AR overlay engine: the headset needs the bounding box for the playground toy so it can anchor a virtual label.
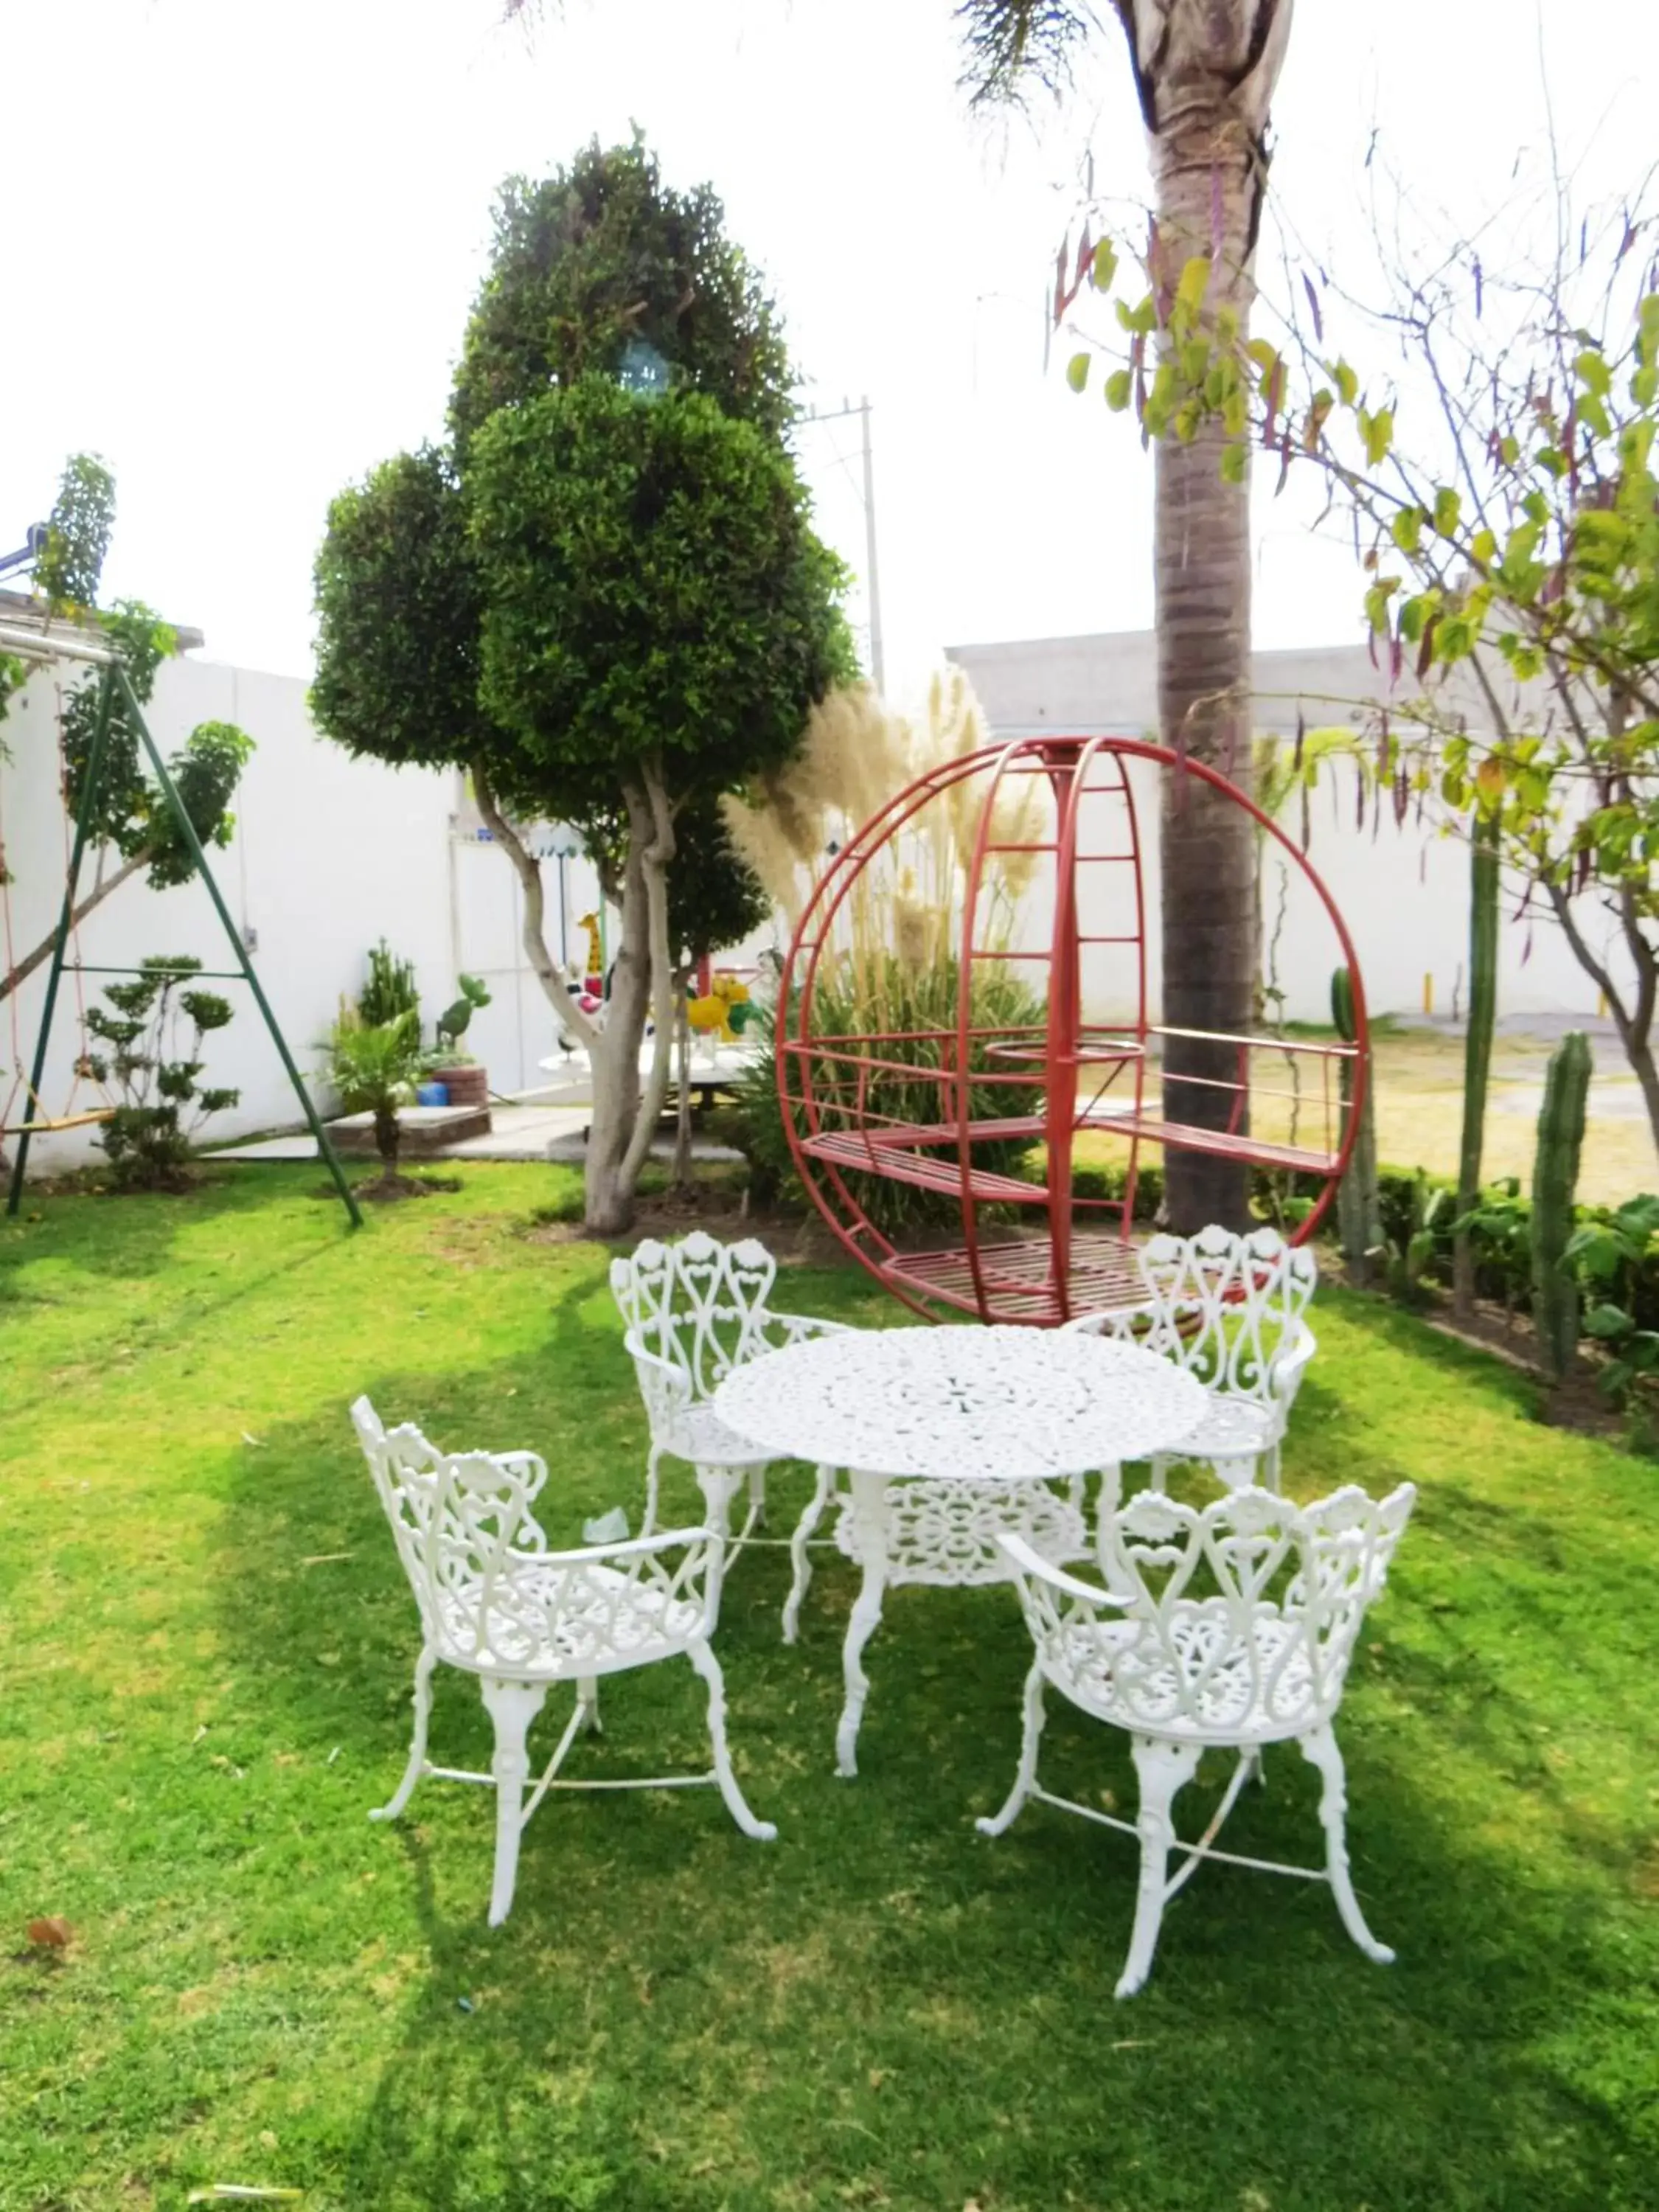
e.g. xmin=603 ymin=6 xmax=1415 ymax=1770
xmin=776 ymin=733 xmax=1368 ymax=1326
xmin=0 ymin=619 xmax=360 ymax=1223
xmin=577 ymin=910 xmax=605 ymax=997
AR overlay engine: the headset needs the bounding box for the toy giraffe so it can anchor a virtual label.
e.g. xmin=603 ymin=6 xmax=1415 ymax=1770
xmin=576 ymin=911 xmax=604 ymax=992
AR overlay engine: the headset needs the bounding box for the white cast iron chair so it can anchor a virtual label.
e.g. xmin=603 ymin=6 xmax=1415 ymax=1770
xmin=1068 ymin=1225 xmax=1318 ymax=1492
xmin=611 ymin=1231 xmax=848 ymax=1642
xmin=352 ymin=1397 xmax=776 ymax=1927
xmin=978 ymin=1478 xmax=1415 ymax=1997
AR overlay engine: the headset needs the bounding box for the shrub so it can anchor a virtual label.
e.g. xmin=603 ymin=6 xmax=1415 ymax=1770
xmin=84 ymin=956 xmax=239 ymax=1191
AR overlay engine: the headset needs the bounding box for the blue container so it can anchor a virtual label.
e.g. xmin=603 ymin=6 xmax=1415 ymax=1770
xmin=417 ymin=1080 xmax=449 ymax=1107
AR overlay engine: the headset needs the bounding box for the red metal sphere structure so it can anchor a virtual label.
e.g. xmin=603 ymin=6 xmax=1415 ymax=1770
xmin=776 ymin=733 xmax=1369 ymax=1325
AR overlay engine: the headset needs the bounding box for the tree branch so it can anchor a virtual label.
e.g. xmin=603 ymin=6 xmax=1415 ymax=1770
xmin=0 ymin=846 xmax=150 ymax=1005
xmin=470 ymin=757 xmax=601 ymax=1048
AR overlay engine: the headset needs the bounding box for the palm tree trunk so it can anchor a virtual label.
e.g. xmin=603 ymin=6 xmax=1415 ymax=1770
xmin=1128 ymin=0 xmax=1293 ymax=1233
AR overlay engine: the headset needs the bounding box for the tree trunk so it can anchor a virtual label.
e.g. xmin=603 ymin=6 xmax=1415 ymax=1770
xmin=585 ymin=832 xmax=651 ymax=1236
xmin=374 ymin=1102 xmax=400 ymax=1178
xmin=672 ymin=975 xmax=694 ymax=1191
xmin=1126 ymin=0 xmax=1293 ymax=1234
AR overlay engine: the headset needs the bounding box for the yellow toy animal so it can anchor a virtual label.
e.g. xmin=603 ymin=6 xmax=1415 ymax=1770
xmin=576 ymin=911 xmax=604 ymax=992
xmin=686 ymin=972 xmax=751 ymax=1044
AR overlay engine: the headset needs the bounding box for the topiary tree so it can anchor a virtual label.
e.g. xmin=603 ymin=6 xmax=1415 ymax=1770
xmin=469 ymin=375 xmax=851 ymax=1228
xmin=84 ymin=955 xmax=240 ymax=1192
xmin=313 ymin=139 xmax=853 ymax=1236
xmin=450 ymin=133 xmax=792 ymax=450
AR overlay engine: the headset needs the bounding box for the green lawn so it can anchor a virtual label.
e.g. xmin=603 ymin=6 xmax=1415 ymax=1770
xmin=1 ymin=1163 xmax=1656 ymax=2211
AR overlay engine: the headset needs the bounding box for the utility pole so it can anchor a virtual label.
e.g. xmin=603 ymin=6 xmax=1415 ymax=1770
xmin=858 ymin=395 xmax=884 ymax=696
xmin=799 ymin=395 xmax=886 ymax=697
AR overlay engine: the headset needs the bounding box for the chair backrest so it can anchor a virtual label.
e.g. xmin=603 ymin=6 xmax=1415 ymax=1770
xmin=351 ymin=1396 xmax=549 ymax=1660
xmin=608 ymin=1231 xmax=780 ymax=1401
xmin=1003 ymin=1478 xmax=1414 ymax=1742
xmin=1137 ymin=1225 xmax=1318 ymax=1403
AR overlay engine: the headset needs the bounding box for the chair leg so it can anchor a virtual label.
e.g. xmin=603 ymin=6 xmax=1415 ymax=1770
xmin=644 ymin=1445 xmax=664 ymax=1537
xmin=686 ymin=1638 xmax=777 ymax=1842
xmin=748 ymin=1464 xmax=768 ymax=1531
xmin=577 ymin=1674 xmax=602 ymax=1735
xmin=1300 ymin=1722 xmax=1394 ymax=1964
xmin=1262 ymin=1439 xmax=1283 ymax=1492
xmin=371 ymin=1644 xmax=437 ymax=1823
xmin=1117 ymin=1735 xmax=1202 ymax=2000
xmin=479 ymin=1676 xmax=549 ymax=1927
xmin=782 ymin=1463 xmax=836 ymax=1645
xmin=975 ymin=1658 xmax=1046 ymax=1837
xmin=695 ymin=1463 xmax=744 ymax=1538
xmin=1206 ymin=1454 xmax=1260 ymax=1493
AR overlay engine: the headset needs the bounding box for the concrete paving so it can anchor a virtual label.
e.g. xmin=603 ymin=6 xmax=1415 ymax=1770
xmin=204 ymin=1099 xmax=742 ymax=1166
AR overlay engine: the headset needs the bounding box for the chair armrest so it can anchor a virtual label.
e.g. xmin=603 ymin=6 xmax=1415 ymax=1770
xmin=509 ymin=1523 xmax=725 ymax=1638
xmin=622 ymin=1329 xmax=694 ymax=1440
xmin=995 ymin=1529 xmax=1136 ymax=1608
xmin=1269 ymin=1324 xmax=1318 ymax=1405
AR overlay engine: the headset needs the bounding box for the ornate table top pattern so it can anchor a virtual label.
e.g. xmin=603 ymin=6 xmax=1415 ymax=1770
xmin=712 ymin=1325 xmax=1207 ymax=1481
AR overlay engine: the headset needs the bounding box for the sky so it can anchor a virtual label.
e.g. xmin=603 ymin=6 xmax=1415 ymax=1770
xmin=4 ymin=0 xmax=1658 ymax=710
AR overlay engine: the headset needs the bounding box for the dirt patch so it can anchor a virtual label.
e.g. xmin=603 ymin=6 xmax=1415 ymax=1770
xmin=312 ymin=1173 xmax=463 ymax=1203
xmin=521 ymin=1178 xmax=842 ymax=1263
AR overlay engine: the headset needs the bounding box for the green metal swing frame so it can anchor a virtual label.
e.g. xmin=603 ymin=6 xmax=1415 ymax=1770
xmin=4 ymin=657 xmax=361 ymax=1225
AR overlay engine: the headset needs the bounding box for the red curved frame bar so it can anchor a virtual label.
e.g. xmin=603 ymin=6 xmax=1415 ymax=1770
xmin=776 ymin=734 xmax=1368 ymax=1324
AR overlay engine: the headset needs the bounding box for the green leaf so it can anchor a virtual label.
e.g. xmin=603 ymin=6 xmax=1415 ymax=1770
xmin=1175 ymin=256 xmax=1211 ymax=314
xmin=1584 ymin=1302 xmax=1632 ymax=1340
xmin=1091 ymin=238 xmax=1118 ymax=291
xmin=1574 ymin=347 xmax=1611 ymax=397
xmin=1104 ymin=368 xmax=1133 ymax=412
xmin=1220 ymin=441 xmax=1248 ymax=484
xmin=1432 ymin=487 xmax=1461 ymax=538
xmin=1333 ymin=359 xmax=1358 ymax=406
xmin=1065 ymin=352 xmax=1091 ymax=394
xmin=1360 ymin=406 xmax=1394 ymax=466
xmin=1391 ymin=507 xmax=1423 ymax=556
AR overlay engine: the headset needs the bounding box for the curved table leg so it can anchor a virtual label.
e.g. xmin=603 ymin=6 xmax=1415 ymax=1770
xmin=835 ymin=1468 xmax=891 ymax=1778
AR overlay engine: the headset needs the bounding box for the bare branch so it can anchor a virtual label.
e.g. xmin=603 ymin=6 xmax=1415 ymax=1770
xmin=470 ymin=758 xmax=600 ymax=1048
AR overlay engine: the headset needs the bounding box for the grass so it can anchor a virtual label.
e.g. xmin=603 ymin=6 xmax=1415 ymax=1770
xmin=2 ymin=1162 xmax=1658 ymax=2211
xmin=1069 ymin=1026 xmax=1658 ymax=1205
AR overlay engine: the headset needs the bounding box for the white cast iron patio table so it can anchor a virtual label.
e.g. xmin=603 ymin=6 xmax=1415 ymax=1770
xmin=712 ymin=1324 xmax=1208 ymax=1775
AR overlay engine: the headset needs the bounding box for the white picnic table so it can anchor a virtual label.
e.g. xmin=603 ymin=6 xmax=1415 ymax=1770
xmin=714 ymin=1325 xmax=1207 ymax=1775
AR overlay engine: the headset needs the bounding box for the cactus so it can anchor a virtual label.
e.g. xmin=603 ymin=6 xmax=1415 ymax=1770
xmin=1454 ymin=810 xmax=1500 ymax=1316
xmin=1332 ymin=967 xmax=1382 ymax=1287
xmin=435 ymin=973 xmax=492 ymax=1057
xmin=1531 ymin=1030 xmax=1591 ymax=1384
xmin=359 ymin=939 xmax=420 ymax=1031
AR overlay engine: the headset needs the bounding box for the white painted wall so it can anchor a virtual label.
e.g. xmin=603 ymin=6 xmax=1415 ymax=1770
xmin=947 ymin=628 xmax=1626 ymax=1026
xmin=1 ymin=650 xmax=605 ymax=1180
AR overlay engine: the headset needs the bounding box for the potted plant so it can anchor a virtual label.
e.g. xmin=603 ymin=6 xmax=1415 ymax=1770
xmin=425 ymin=975 xmax=493 ymax=1110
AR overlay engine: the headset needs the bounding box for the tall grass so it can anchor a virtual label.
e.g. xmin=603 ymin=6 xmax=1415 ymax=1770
xmin=723 ymin=671 xmax=1048 ymax=1238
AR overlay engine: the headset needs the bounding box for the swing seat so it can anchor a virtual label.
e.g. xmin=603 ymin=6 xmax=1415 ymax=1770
xmin=1 ymin=1106 xmax=115 ymax=1136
